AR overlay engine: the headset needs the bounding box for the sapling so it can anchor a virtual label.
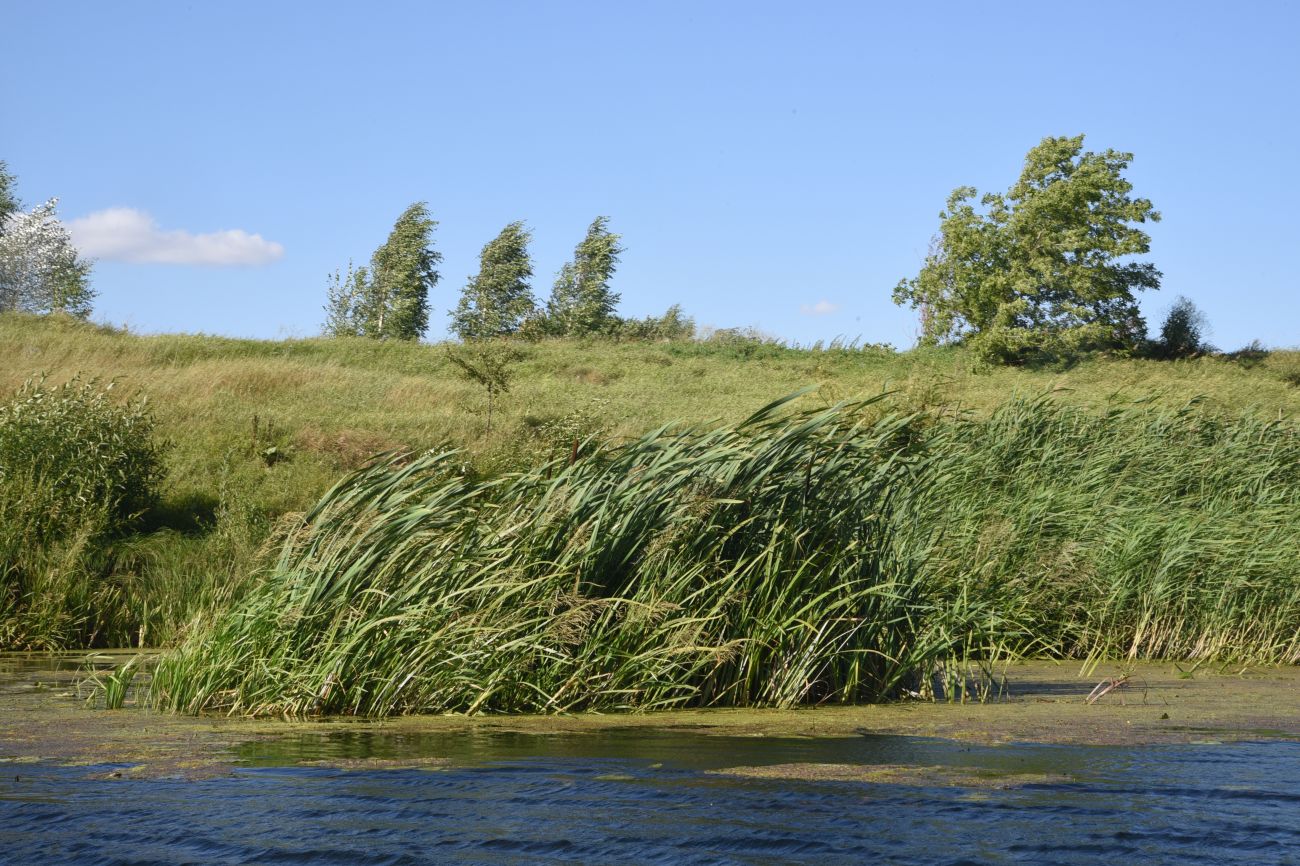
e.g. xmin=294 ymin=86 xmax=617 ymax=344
xmin=447 ymin=341 xmax=524 ymax=434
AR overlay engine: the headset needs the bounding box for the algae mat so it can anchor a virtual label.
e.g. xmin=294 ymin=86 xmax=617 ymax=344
xmin=2 ymin=654 xmax=1298 ymax=779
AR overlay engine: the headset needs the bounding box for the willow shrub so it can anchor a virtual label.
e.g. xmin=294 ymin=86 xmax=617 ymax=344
xmin=0 ymin=376 xmax=165 ymax=648
xmin=151 ymin=394 xmax=1300 ymax=717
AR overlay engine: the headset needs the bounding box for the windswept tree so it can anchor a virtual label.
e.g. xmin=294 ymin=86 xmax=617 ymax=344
xmin=0 ymin=197 xmax=95 ymax=318
xmin=322 ymin=202 xmax=440 ymax=340
xmin=894 ymin=135 xmax=1161 ymax=363
xmin=451 ymin=221 xmax=536 ymax=340
xmin=545 ymin=216 xmax=623 ymax=336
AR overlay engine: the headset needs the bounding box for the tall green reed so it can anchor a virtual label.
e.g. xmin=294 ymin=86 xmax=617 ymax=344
xmin=151 ymin=394 xmax=1300 ymax=717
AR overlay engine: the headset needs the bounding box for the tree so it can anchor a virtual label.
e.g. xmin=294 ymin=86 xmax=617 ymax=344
xmin=366 ymin=202 xmax=439 ymax=340
xmin=0 ymin=198 xmax=95 ymax=318
xmin=545 ymin=216 xmax=623 ymax=336
xmin=451 ymin=221 xmax=536 ymax=340
xmin=894 ymin=135 xmax=1161 ymax=364
xmin=0 ymin=161 xmax=19 ymax=227
xmin=322 ymin=202 xmax=439 ymax=340
xmin=322 ymin=260 xmax=369 ymax=337
xmin=446 ymin=340 xmax=524 ymax=434
xmin=1154 ymin=296 xmax=1210 ymax=359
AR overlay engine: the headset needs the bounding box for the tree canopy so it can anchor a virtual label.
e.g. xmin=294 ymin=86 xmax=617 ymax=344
xmin=545 ymin=216 xmax=623 ymax=336
xmin=894 ymin=135 xmax=1161 ymax=363
xmin=451 ymin=221 xmax=536 ymax=340
xmin=323 ymin=202 xmax=440 ymax=340
xmin=0 ymin=197 xmax=95 ymax=318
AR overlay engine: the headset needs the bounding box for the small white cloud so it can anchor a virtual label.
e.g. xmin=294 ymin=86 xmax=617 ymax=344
xmin=799 ymin=300 xmax=839 ymax=316
xmin=67 ymin=208 xmax=284 ymax=266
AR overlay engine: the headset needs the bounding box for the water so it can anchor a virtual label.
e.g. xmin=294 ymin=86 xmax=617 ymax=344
xmin=3 ymin=653 xmax=1299 ymax=864
xmin=4 ymin=729 xmax=1299 ymax=865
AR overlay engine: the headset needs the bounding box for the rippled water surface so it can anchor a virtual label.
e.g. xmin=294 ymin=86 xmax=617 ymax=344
xmin=4 ymin=727 xmax=1300 ymax=865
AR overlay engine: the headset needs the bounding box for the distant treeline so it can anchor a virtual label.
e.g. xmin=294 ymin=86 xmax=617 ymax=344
xmin=322 ymin=208 xmax=693 ymax=344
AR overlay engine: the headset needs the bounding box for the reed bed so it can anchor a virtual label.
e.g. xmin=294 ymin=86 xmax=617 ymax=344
xmin=903 ymin=397 xmax=1300 ymax=663
xmin=151 ymin=395 xmax=1300 ymax=717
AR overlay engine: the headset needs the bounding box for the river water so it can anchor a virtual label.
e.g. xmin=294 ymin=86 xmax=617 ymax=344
xmin=3 ymin=654 xmax=1299 ymax=864
xmin=5 ymin=729 xmax=1300 ymax=864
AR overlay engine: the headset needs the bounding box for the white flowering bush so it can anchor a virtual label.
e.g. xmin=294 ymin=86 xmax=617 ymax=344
xmin=0 ymin=197 xmax=95 ymax=318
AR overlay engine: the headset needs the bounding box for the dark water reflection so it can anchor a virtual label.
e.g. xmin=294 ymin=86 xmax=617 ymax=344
xmin=3 ymin=727 xmax=1299 ymax=865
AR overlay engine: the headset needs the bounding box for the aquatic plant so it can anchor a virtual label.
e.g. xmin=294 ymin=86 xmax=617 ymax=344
xmin=151 ymin=390 xmax=1300 ymax=717
xmin=152 ymin=393 xmax=1019 ymax=715
xmin=80 ymin=654 xmax=142 ymax=709
xmin=904 ymin=397 xmax=1300 ymax=663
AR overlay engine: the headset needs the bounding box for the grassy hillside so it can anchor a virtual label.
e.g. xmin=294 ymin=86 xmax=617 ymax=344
xmin=2 ymin=312 xmax=1299 ymax=650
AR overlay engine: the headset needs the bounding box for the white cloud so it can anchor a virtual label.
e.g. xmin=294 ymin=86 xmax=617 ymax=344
xmin=67 ymin=208 xmax=284 ymax=266
xmin=799 ymin=299 xmax=839 ymax=316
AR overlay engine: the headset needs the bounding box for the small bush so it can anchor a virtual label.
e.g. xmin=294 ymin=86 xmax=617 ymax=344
xmin=609 ymin=304 xmax=696 ymax=342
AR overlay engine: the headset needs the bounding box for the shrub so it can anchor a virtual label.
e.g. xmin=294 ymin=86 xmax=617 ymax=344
xmin=0 ymin=376 xmax=164 ymax=533
xmin=1224 ymin=339 xmax=1269 ymax=368
xmin=1153 ymin=296 xmax=1210 ymax=359
xmin=0 ymin=376 xmax=166 ymax=647
xmin=609 ymin=304 xmax=696 ymax=341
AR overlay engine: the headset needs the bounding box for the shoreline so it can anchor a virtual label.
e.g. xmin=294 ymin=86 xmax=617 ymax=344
xmin=3 ymin=657 xmax=1298 ymax=780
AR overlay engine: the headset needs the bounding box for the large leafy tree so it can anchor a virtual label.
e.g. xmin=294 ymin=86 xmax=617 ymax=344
xmin=0 ymin=197 xmax=95 ymax=318
xmin=545 ymin=216 xmax=623 ymax=336
xmin=451 ymin=221 xmax=536 ymax=340
xmin=323 ymin=202 xmax=440 ymax=340
xmin=894 ymin=135 xmax=1161 ymax=363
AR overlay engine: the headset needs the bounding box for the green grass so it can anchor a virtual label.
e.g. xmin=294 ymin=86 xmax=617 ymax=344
xmin=3 ymin=312 xmax=1299 ymax=657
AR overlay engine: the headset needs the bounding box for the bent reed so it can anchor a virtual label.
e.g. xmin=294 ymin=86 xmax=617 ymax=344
xmin=151 ymin=394 xmax=1300 ymax=717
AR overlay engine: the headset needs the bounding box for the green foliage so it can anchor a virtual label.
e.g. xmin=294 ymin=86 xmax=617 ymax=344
xmin=321 ymin=260 xmax=369 ymax=337
xmin=451 ymin=221 xmax=537 ymax=339
xmin=323 ymin=203 xmax=440 ymax=340
xmin=0 ymin=376 xmax=164 ymax=532
xmin=447 ymin=341 xmax=525 ymax=433
xmin=151 ymin=393 xmax=1300 ymax=717
xmin=895 ymin=135 xmax=1161 ymax=364
xmin=82 ymin=654 xmax=142 ymax=709
xmin=608 ymin=304 xmax=696 ymax=342
xmin=149 ymin=396 xmax=981 ymax=715
xmin=1225 ymin=340 xmax=1269 ymax=369
xmin=523 ymin=397 xmax=611 ymax=463
xmin=6 ymin=315 xmax=1300 ymax=657
xmin=365 ymin=202 xmax=440 ymax=340
xmin=545 ymin=216 xmax=624 ymax=336
xmin=0 ymin=376 xmax=166 ymax=648
xmin=0 ymin=159 xmax=19 ymax=226
xmin=1153 ymin=296 xmax=1211 ymax=359
xmin=900 ymin=397 xmax=1300 ymax=663
xmin=0 ymin=197 xmax=95 ymax=320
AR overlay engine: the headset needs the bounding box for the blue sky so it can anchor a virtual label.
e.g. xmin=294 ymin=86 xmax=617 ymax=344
xmin=5 ymin=1 xmax=1298 ymax=348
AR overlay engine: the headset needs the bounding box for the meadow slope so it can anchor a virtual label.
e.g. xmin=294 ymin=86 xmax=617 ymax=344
xmin=2 ymin=312 xmax=1299 ymax=650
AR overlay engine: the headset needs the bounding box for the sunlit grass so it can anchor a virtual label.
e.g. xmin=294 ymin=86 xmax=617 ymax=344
xmin=150 ymin=395 xmax=1300 ymax=717
xmin=4 ymin=313 xmax=1299 ymax=656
